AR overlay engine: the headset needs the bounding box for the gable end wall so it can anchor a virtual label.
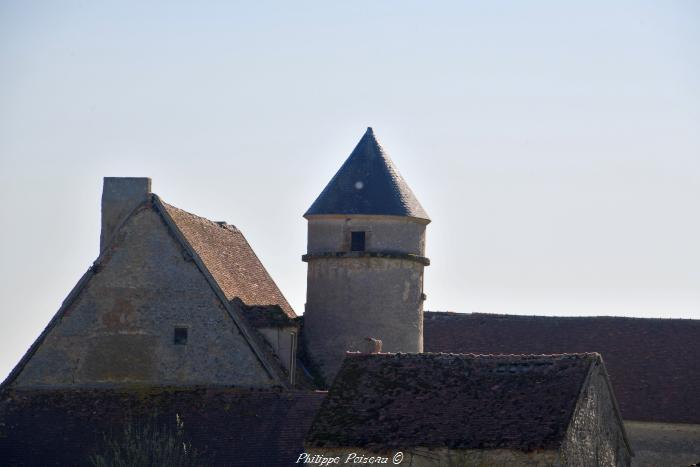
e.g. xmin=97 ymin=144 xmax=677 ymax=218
xmin=12 ymin=205 xmax=274 ymax=387
xmin=561 ymin=362 xmax=631 ymax=466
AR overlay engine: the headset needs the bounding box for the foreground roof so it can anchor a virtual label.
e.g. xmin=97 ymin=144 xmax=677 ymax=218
xmin=306 ymin=352 xmax=599 ymax=451
xmin=424 ymin=312 xmax=700 ymax=424
xmin=0 ymin=387 xmax=325 ymax=467
xmin=305 ymin=128 xmax=429 ymax=221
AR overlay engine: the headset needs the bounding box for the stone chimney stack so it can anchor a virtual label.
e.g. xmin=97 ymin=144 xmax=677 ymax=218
xmin=100 ymin=177 xmax=151 ymax=250
xmin=362 ymin=337 xmax=383 ymax=354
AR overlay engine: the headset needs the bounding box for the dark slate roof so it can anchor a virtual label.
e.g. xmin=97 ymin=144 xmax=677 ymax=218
xmin=0 ymin=387 xmax=326 ymax=467
xmin=306 ymin=352 xmax=599 ymax=451
xmin=305 ymin=128 xmax=429 ymax=221
xmin=162 ymin=201 xmax=295 ymax=317
xmin=424 ymin=312 xmax=700 ymax=424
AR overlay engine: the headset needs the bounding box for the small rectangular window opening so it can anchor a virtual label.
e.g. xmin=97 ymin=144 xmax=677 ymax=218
xmin=351 ymin=231 xmax=366 ymax=252
xmin=174 ymin=327 xmax=188 ymax=345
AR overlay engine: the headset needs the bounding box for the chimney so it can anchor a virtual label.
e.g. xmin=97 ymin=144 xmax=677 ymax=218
xmin=361 ymin=337 xmax=383 ymax=354
xmin=100 ymin=177 xmax=151 ymax=250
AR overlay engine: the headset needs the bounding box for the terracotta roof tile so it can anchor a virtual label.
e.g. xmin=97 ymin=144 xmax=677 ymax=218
xmin=424 ymin=312 xmax=700 ymax=424
xmin=306 ymin=352 xmax=598 ymax=450
xmin=161 ymin=201 xmax=295 ymax=317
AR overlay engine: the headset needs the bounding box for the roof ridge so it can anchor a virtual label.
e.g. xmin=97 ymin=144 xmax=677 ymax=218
xmin=345 ymin=351 xmax=600 ymax=360
xmin=425 ymin=311 xmax=700 ymax=322
xmin=159 ymin=200 xmax=240 ymax=232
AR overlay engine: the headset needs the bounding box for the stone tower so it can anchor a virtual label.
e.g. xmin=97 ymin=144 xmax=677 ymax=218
xmin=302 ymin=127 xmax=430 ymax=384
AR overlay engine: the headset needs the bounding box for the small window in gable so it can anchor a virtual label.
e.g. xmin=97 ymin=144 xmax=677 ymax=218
xmin=351 ymin=231 xmax=366 ymax=252
xmin=174 ymin=327 xmax=188 ymax=345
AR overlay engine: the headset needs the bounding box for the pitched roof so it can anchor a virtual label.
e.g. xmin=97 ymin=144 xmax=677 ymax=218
xmin=2 ymin=195 xmax=294 ymax=388
xmin=304 ymin=128 xmax=430 ymax=221
xmin=305 ymin=352 xmax=599 ymax=451
xmin=161 ymin=201 xmax=295 ymax=317
xmin=424 ymin=312 xmax=700 ymax=424
xmin=0 ymin=387 xmax=326 ymax=467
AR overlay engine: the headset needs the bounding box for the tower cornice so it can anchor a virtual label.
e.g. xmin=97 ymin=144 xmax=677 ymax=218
xmin=302 ymin=250 xmax=430 ymax=266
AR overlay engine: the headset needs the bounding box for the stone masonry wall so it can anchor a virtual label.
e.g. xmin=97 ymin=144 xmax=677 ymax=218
xmin=306 ymin=215 xmax=426 ymax=256
xmin=303 ymin=215 xmax=427 ymax=385
xmin=13 ymin=205 xmax=274 ymax=387
xmin=560 ymin=362 xmax=631 ymax=466
xmin=303 ymin=256 xmax=424 ymax=383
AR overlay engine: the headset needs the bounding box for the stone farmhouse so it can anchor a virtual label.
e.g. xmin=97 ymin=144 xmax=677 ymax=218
xmin=0 ymin=128 xmax=698 ymax=466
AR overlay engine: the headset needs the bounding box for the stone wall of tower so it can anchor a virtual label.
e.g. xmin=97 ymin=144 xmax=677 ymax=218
xmin=307 ymin=215 xmax=426 ymax=255
xmin=302 ymin=215 xmax=428 ymax=384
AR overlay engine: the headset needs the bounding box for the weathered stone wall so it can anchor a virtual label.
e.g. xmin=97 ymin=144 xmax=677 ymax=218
xmin=303 ymin=215 xmax=427 ymax=384
xmin=306 ymin=215 xmax=427 ymax=255
xmin=13 ymin=205 xmax=274 ymax=387
xmin=303 ymin=257 xmax=424 ymax=383
xmin=624 ymin=420 xmax=700 ymax=467
xmin=560 ymin=362 xmax=631 ymax=466
xmin=303 ymin=447 xmax=561 ymax=467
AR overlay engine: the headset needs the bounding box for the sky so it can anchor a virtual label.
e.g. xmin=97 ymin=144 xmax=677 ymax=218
xmin=0 ymin=1 xmax=698 ymax=381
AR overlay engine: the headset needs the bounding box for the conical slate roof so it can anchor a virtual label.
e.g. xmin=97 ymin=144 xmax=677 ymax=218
xmin=305 ymin=128 xmax=429 ymax=221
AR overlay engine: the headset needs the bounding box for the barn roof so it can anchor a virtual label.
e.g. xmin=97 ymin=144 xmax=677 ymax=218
xmin=0 ymin=387 xmax=325 ymax=467
xmin=424 ymin=312 xmax=700 ymax=424
xmin=306 ymin=352 xmax=601 ymax=451
xmin=304 ymin=128 xmax=429 ymax=221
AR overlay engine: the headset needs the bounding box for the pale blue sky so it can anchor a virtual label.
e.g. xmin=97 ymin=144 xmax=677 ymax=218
xmin=1 ymin=1 xmax=698 ymax=380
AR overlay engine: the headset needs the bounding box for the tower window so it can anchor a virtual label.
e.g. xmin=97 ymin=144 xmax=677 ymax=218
xmin=351 ymin=231 xmax=366 ymax=251
xmin=174 ymin=327 xmax=188 ymax=345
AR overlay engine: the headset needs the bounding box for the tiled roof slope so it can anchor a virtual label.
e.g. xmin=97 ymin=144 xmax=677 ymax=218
xmin=424 ymin=312 xmax=700 ymax=424
xmin=162 ymin=201 xmax=295 ymax=317
xmin=306 ymin=352 xmax=598 ymax=451
xmin=0 ymin=387 xmax=326 ymax=467
xmin=305 ymin=128 xmax=430 ymax=221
